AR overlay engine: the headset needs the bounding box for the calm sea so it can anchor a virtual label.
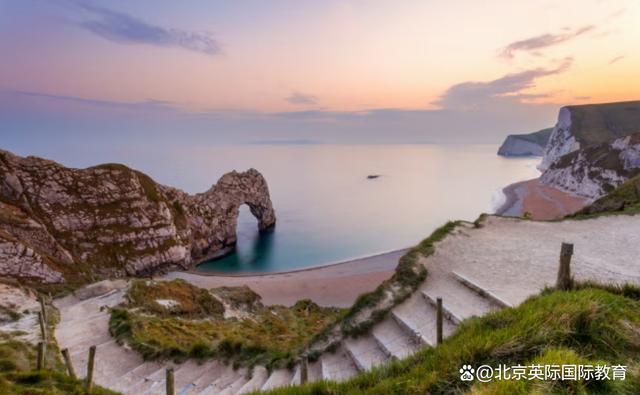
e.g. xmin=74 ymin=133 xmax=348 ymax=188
xmin=154 ymin=144 xmax=539 ymax=273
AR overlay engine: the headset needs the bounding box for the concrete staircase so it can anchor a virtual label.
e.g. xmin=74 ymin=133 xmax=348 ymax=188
xmin=53 ymin=215 xmax=640 ymax=394
xmin=54 ymin=265 xmax=503 ymax=394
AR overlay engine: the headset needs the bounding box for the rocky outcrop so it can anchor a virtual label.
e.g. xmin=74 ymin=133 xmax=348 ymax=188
xmin=538 ymin=100 xmax=640 ymax=201
xmin=540 ymin=133 xmax=640 ymax=200
xmin=0 ymin=149 xmax=275 ymax=284
xmin=539 ymin=101 xmax=640 ymax=170
xmin=497 ymin=128 xmax=552 ymax=157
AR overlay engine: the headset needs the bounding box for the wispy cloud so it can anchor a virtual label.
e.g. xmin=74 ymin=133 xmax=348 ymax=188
xmin=434 ymin=58 xmax=573 ymax=110
xmin=71 ymin=2 xmax=220 ymax=56
xmin=500 ymin=26 xmax=594 ymax=59
xmin=285 ymin=92 xmax=319 ymax=105
xmin=10 ymin=90 xmax=178 ymax=112
xmin=609 ymin=55 xmax=625 ymax=65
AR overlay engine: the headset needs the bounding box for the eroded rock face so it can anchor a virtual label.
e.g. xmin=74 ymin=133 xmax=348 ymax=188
xmin=0 ymin=149 xmax=275 ymax=283
xmin=538 ymin=101 xmax=640 ymax=201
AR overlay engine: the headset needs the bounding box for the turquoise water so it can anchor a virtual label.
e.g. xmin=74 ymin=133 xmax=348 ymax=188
xmin=181 ymin=144 xmax=540 ymax=273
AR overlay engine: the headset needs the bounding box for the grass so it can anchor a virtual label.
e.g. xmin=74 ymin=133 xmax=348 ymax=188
xmin=110 ymin=281 xmax=344 ymax=370
xmin=0 ymin=295 xmax=119 ymax=394
xmin=321 ymin=221 xmax=462 ymax=340
xmin=570 ymin=174 xmax=640 ymax=219
xmin=566 ymin=101 xmax=640 ymax=146
xmin=257 ymin=285 xmax=640 ymax=395
xmin=125 ymin=279 xmax=224 ymax=318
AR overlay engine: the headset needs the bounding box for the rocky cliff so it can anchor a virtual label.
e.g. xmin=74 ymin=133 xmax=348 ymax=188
xmin=539 ymin=101 xmax=640 ymax=170
xmin=497 ymin=128 xmax=552 ymax=157
xmin=537 ymin=101 xmax=640 ymax=201
xmin=0 ymin=149 xmax=275 ymax=284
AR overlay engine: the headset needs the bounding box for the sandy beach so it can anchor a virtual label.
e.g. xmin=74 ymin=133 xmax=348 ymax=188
xmin=496 ymin=178 xmax=588 ymax=220
xmin=161 ymin=249 xmax=408 ymax=307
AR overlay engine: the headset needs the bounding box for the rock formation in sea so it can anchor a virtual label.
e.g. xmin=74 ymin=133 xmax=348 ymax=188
xmin=537 ymin=100 xmax=640 ymax=201
xmin=497 ymin=128 xmax=552 ymax=157
xmin=0 ymin=149 xmax=276 ymax=284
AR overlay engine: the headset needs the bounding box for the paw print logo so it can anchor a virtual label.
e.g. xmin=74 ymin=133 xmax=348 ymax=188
xmin=459 ymin=364 xmax=475 ymax=381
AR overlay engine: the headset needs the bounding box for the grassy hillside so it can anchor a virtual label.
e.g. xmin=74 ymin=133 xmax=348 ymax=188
xmin=109 ymin=280 xmax=345 ymax=370
xmin=572 ymin=174 xmax=640 ymax=218
xmin=513 ymin=127 xmax=553 ymax=146
xmin=259 ymin=285 xmax=640 ymax=394
xmin=567 ymin=101 xmax=640 ymax=146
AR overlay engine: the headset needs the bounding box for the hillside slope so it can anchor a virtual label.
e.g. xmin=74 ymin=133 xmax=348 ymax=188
xmin=497 ymin=128 xmax=552 ymax=157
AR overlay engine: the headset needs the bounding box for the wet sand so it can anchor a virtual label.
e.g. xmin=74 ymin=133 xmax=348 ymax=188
xmin=496 ymin=178 xmax=588 ymax=220
xmin=161 ymin=249 xmax=408 ymax=307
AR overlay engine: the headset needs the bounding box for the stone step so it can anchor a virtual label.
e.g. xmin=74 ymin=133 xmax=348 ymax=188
xmin=112 ymin=361 xmax=165 ymax=394
xmin=420 ymin=292 xmax=462 ymax=325
xmin=390 ymin=310 xmax=430 ymax=346
xmin=260 ymin=368 xmax=293 ymax=391
xmin=290 ymin=364 xmax=301 ymax=386
xmin=452 ymin=271 xmax=513 ymax=308
xmin=236 ymin=366 xmax=269 ymax=394
xmin=172 ymin=361 xmax=216 ymax=395
xmin=308 ymin=360 xmax=323 ymax=383
xmin=391 ymin=292 xmax=456 ymax=346
xmin=371 ymin=316 xmax=420 ymax=359
xmin=217 ymin=374 xmax=249 ymax=395
xmin=132 ymin=364 xmax=172 ymax=395
xmin=343 ymin=335 xmax=389 ymax=371
xmin=179 ymin=360 xmax=224 ymax=394
xmin=320 ymin=345 xmax=359 ymax=382
xmin=193 ymin=364 xmax=243 ymax=395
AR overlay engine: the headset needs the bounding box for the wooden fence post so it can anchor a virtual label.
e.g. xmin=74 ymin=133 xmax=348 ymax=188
xmin=436 ymin=297 xmax=443 ymax=345
xmin=86 ymin=345 xmax=96 ymax=394
xmin=61 ymin=348 xmax=76 ymax=378
xmin=38 ymin=311 xmax=47 ymax=340
xmin=38 ymin=294 xmax=47 ymax=324
xmin=37 ymin=342 xmax=45 ymax=370
xmin=166 ymin=368 xmax=175 ymax=395
xmin=300 ymin=354 xmax=309 ymax=384
xmin=556 ymin=243 xmax=574 ymax=290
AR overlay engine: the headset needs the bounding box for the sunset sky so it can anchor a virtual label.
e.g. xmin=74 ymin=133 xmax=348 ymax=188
xmin=1 ymin=0 xmax=639 ymax=150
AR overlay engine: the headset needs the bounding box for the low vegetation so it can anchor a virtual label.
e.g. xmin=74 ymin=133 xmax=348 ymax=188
xmin=320 ymin=221 xmax=462 ymax=341
xmin=0 ymin=294 xmax=118 ymax=394
xmin=260 ymin=285 xmax=640 ymax=394
xmin=109 ymin=280 xmax=345 ymax=370
xmin=571 ymin=174 xmax=640 ymax=219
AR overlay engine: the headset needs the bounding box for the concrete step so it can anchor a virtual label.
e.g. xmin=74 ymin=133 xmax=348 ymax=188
xmin=236 ymin=366 xmax=269 ymax=394
xmin=320 ymin=345 xmax=359 ymax=382
xmin=172 ymin=361 xmax=216 ymax=395
xmin=260 ymin=369 xmax=293 ymax=391
xmin=371 ymin=316 xmax=420 ymax=359
xmin=343 ymin=335 xmax=389 ymax=371
xmin=112 ymin=361 xmax=165 ymax=394
xmin=290 ymin=364 xmax=301 ymax=386
xmin=217 ymin=374 xmax=249 ymax=395
xmin=194 ymin=364 xmax=244 ymax=395
xmin=131 ymin=363 xmax=172 ymax=395
xmin=391 ymin=292 xmax=456 ymax=346
xmin=452 ymin=271 xmax=513 ymax=308
xmin=308 ymin=360 xmax=323 ymax=383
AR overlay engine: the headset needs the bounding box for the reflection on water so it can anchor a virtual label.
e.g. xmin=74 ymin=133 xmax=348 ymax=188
xmin=192 ymin=144 xmax=541 ymax=273
xmin=212 ymin=206 xmax=277 ymax=271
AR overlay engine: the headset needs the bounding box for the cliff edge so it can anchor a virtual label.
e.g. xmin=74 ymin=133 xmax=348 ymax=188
xmin=497 ymin=128 xmax=552 ymax=157
xmin=538 ymin=100 xmax=640 ymax=201
xmin=0 ymin=149 xmax=275 ymax=284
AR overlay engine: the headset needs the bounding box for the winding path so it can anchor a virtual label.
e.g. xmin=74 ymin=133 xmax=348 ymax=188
xmin=54 ymin=215 xmax=640 ymax=394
